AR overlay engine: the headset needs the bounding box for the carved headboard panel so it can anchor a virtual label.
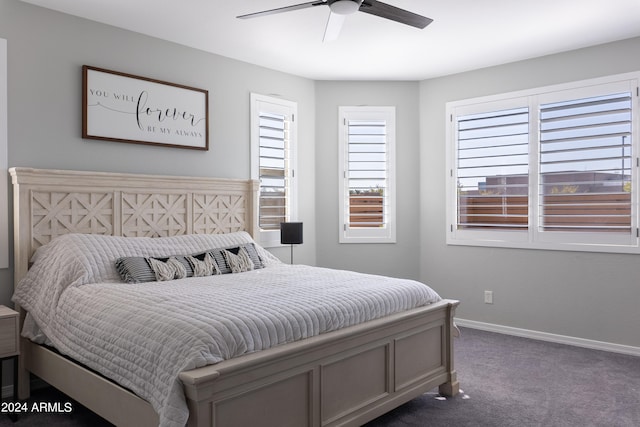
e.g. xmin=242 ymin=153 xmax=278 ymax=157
xmin=10 ymin=167 xmax=259 ymax=285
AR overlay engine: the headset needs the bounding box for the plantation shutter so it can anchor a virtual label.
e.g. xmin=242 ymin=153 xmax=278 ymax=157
xmin=347 ymin=118 xmax=387 ymax=228
xmin=538 ymin=92 xmax=633 ymax=233
xmin=456 ymin=107 xmax=529 ymax=230
xmin=258 ymin=111 xmax=290 ymax=230
xmin=339 ymin=106 xmax=395 ymax=244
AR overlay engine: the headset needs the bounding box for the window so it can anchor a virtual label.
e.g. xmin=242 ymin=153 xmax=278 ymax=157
xmin=250 ymin=93 xmax=298 ymax=247
xmin=456 ymin=104 xmax=530 ymax=232
xmin=339 ymin=106 xmax=396 ymax=243
xmin=447 ymin=73 xmax=639 ymax=253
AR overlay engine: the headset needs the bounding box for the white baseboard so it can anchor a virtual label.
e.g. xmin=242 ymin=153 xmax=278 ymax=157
xmin=455 ymin=318 xmax=640 ymax=357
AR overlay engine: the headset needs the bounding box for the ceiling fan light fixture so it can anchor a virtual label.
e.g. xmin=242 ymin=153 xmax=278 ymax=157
xmin=329 ymin=0 xmax=360 ymax=15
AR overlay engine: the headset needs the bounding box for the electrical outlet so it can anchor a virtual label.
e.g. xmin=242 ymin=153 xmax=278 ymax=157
xmin=484 ymin=290 xmax=493 ymax=304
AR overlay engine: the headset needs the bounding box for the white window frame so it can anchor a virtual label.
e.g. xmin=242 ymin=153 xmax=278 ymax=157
xmin=339 ymin=106 xmax=396 ymax=244
xmin=446 ymin=72 xmax=640 ymax=254
xmin=250 ymin=93 xmax=298 ymax=248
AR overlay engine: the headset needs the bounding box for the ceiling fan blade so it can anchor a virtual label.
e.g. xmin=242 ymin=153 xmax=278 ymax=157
xmin=359 ymin=0 xmax=433 ymax=29
xmin=323 ymin=11 xmax=347 ymax=42
xmin=237 ymin=1 xmax=327 ymax=19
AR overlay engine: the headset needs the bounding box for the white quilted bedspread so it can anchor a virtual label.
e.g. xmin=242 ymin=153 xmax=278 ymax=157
xmin=13 ymin=233 xmax=441 ymax=427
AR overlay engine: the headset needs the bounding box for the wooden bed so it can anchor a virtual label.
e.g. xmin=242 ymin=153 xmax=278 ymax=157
xmin=10 ymin=167 xmax=459 ymax=427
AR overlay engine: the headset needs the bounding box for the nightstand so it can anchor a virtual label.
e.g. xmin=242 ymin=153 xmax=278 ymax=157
xmin=0 ymin=305 xmax=19 ymax=422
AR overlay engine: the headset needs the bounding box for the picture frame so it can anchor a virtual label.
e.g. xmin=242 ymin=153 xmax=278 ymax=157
xmin=82 ymin=65 xmax=208 ymax=150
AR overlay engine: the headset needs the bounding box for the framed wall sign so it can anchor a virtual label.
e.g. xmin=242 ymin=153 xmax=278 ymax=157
xmin=82 ymin=65 xmax=209 ymax=150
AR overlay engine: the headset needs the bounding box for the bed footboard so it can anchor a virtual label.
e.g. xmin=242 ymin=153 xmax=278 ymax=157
xmin=180 ymin=299 xmax=459 ymax=427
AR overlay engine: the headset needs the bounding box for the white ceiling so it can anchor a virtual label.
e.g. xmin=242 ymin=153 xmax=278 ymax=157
xmin=20 ymin=0 xmax=640 ymax=80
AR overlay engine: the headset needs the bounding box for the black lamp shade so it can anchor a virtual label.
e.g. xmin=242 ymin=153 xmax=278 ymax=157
xmin=280 ymin=222 xmax=303 ymax=245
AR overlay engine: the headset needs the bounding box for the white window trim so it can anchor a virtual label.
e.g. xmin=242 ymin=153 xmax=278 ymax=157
xmin=339 ymin=106 xmax=396 ymax=244
xmin=250 ymin=93 xmax=298 ymax=248
xmin=446 ymin=72 xmax=640 ymax=254
xmin=0 ymin=39 xmax=8 ymax=268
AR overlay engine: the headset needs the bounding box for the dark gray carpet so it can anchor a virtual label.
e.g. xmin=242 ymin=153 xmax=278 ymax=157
xmin=365 ymin=327 xmax=640 ymax=427
xmin=1 ymin=327 xmax=638 ymax=426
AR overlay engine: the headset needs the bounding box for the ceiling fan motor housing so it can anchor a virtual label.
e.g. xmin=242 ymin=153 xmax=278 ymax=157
xmin=329 ymin=0 xmax=361 ymax=15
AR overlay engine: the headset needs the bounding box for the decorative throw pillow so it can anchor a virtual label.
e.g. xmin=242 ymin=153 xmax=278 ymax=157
xmin=209 ymin=243 xmax=263 ymax=274
xmin=148 ymin=257 xmax=188 ymax=281
xmin=221 ymin=247 xmax=255 ymax=273
xmin=186 ymin=252 xmax=221 ymax=277
xmin=115 ymin=257 xmax=158 ymax=283
xmin=115 ymin=242 xmax=264 ymax=282
xmin=116 ymin=256 xmax=194 ymax=283
xmin=242 ymin=243 xmax=264 ymax=269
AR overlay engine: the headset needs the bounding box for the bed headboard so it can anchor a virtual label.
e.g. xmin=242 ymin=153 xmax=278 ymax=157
xmin=10 ymin=167 xmax=259 ymax=286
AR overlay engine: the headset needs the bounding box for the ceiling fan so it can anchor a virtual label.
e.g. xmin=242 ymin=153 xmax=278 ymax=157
xmin=237 ymin=0 xmax=433 ymax=42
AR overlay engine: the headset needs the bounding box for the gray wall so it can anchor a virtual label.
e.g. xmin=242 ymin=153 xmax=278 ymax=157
xmin=315 ymin=81 xmax=421 ymax=280
xmin=419 ymin=37 xmax=640 ymax=348
xmin=0 ymin=0 xmax=317 ymax=306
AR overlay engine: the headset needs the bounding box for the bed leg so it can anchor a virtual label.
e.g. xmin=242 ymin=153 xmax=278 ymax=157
xmin=439 ymin=302 xmax=460 ymax=397
xmin=438 ymin=370 xmax=459 ymax=397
